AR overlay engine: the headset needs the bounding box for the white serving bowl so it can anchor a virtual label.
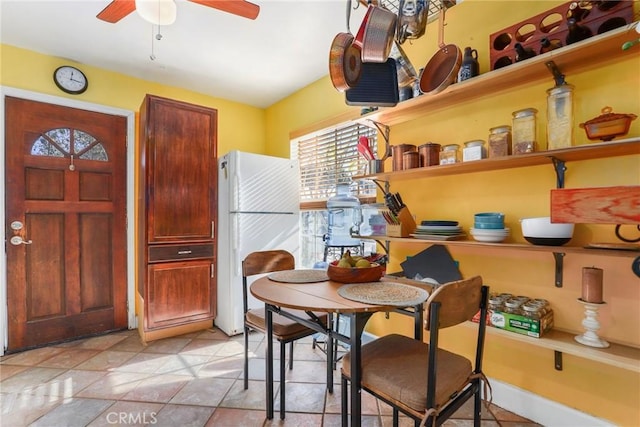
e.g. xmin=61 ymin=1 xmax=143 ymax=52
xmin=520 ymin=217 xmax=574 ymax=246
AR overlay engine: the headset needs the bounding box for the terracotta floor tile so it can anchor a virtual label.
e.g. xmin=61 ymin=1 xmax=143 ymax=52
xmin=274 ymin=382 xmax=327 ymax=414
xmin=152 ymin=403 xmax=215 ymax=427
xmin=107 ymin=335 xmax=147 ymax=353
xmin=169 ymin=376 xmax=235 ymax=407
xmin=0 ymin=346 xmax=65 ymax=366
xmin=0 ymin=364 xmax=28 ymax=380
xmin=37 ymin=348 xmax=101 ymax=369
xmin=206 ymin=407 xmax=267 ymax=427
xmin=75 ymin=371 xmax=150 ymax=400
xmin=73 ymin=350 xmax=137 ymax=371
xmin=28 ymin=368 xmax=106 ymax=397
xmin=87 ymin=400 xmax=164 ymax=426
xmin=0 ymin=366 xmax=66 ymax=393
xmin=29 ymin=397 xmax=114 ymax=427
xmin=75 ymin=334 xmax=129 ymax=350
xmin=0 ymin=329 xmax=541 ymax=427
xmin=141 ymin=337 xmax=192 ymax=354
xmin=490 ymin=403 xmax=542 ymax=424
xmin=0 ymin=392 xmax=65 ymax=427
xmin=219 ymin=379 xmax=278 ymax=411
xmin=121 ymin=373 xmax=190 ymax=403
xmin=263 ymin=410 xmax=324 ymax=426
xmin=197 ymin=355 xmax=244 ymax=379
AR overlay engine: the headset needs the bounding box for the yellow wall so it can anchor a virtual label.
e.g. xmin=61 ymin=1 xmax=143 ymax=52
xmin=2 ymin=0 xmax=639 ymax=423
xmin=266 ymin=1 xmax=640 ymax=425
xmin=0 ymin=44 xmax=266 ymax=157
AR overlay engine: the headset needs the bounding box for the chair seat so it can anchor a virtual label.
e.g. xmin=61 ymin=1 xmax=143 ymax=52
xmin=341 ymin=333 xmax=472 ymax=417
xmin=246 ymin=307 xmax=328 ymax=339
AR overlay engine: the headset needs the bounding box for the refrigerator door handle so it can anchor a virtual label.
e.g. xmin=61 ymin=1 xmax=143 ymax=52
xmin=232 ymin=173 xmax=239 ymax=211
xmin=232 ymin=214 xmax=241 ymax=276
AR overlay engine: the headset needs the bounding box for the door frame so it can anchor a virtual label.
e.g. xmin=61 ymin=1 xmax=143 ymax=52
xmin=0 ymin=86 xmax=136 ymax=356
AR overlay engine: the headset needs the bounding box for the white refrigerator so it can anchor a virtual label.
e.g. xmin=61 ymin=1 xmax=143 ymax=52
xmin=216 ymin=150 xmax=300 ymax=336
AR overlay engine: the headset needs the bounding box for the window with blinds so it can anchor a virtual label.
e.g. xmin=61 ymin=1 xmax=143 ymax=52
xmin=294 ymin=122 xmax=377 ymax=208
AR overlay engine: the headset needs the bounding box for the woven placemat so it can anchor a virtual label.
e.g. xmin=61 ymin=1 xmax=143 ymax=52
xmin=337 ymin=282 xmax=429 ymax=306
xmin=268 ymin=269 xmax=329 ymax=283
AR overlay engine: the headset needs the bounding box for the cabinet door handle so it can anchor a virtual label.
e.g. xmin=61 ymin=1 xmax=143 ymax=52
xmin=177 ymin=250 xmax=192 ymax=255
xmin=211 ymin=263 xmax=215 ymax=278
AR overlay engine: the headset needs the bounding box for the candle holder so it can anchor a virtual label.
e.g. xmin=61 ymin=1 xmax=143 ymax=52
xmin=574 ymin=298 xmax=609 ymax=348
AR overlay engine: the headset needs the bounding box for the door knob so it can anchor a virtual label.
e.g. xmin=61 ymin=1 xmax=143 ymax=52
xmin=10 ymin=236 xmax=32 ymax=245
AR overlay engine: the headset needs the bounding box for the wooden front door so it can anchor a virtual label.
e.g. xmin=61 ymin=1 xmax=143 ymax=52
xmin=5 ymin=97 xmax=128 ymax=352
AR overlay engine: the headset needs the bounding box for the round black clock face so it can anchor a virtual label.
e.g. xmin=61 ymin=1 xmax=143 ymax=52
xmin=53 ymin=66 xmax=88 ymax=94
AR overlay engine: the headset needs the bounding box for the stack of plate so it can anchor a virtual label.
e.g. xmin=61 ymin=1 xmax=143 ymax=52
xmin=470 ymin=227 xmax=510 ymax=243
xmin=411 ymin=220 xmax=466 ymax=241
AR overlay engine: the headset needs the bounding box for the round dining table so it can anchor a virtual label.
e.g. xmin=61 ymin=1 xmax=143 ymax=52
xmin=250 ymin=274 xmax=428 ymax=427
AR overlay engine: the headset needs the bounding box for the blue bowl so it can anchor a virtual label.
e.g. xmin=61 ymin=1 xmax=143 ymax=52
xmin=474 ymin=212 xmax=505 ymax=223
xmin=474 ymin=222 xmax=505 ymax=229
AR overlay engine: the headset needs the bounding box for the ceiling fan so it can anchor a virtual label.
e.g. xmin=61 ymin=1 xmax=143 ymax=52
xmin=97 ymin=0 xmax=260 ymax=23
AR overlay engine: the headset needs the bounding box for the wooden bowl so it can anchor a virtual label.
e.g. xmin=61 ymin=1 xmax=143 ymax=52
xmin=327 ymin=262 xmax=385 ymax=283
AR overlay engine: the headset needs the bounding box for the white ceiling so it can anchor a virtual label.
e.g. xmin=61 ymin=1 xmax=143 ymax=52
xmin=0 ymin=0 xmax=371 ymax=108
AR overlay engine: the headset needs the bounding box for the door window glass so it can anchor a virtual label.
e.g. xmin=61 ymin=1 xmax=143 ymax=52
xmin=31 ymin=128 xmax=108 ymax=161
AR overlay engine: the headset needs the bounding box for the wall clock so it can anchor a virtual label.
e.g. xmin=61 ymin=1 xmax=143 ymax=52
xmin=53 ymin=65 xmax=88 ymax=95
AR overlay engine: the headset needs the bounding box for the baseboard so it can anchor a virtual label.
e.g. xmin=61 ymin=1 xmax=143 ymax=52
xmin=488 ymin=377 xmax=616 ymax=427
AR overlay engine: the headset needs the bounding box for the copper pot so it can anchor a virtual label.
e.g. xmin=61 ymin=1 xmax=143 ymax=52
xmin=579 ymin=106 xmax=637 ymax=141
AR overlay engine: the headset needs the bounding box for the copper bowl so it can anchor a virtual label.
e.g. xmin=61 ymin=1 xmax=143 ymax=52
xmin=327 ymin=261 xmax=385 ymax=283
xmin=579 ymin=106 xmax=637 ymax=141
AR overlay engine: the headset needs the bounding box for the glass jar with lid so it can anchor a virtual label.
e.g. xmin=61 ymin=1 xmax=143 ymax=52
xmin=547 ymin=84 xmax=574 ymax=150
xmin=512 ymin=108 xmax=538 ymax=154
xmin=488 ymin=295 xmax=504 ymax=312
xmin=522 ymin=301 xmax=544 ymax=320
xmin=439 ymin=144 xmax=460 ymax=165
xmin=503 ymin=298 xmax=523 ymax=315
xmin=488 ymin=126 xmax=512 ymax=158
xmin=462 ymin=140 xmax=486 ymax=161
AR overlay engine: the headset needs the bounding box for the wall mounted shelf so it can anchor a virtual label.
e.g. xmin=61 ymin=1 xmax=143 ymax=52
xmin=355 ymin=137 xmax=640 ymax=182
xmin=353 ymin=23 xmax=640 ymax=128
xmin=361 ymin=235 xmax=640 ymax=258
xmin=463 ymin=322 xmax=640 ymax=373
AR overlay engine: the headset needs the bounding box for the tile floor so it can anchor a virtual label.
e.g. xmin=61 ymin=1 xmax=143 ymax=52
xmin=0 ymin=328 xmax=542 ymax=426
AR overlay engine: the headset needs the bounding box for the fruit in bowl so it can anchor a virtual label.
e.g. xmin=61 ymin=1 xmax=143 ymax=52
xmin=327 ymin=251 xmax=385 ymax=283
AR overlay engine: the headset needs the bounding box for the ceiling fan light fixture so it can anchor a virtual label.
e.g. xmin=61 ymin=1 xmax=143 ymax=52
xmin=135 ymin=0 xmax=177 ymax=25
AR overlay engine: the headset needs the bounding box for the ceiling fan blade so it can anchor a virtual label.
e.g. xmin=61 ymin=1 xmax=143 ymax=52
xmin=97 ymin=0 xmax=136 ymax=23
xmin=189 ymin=0 xmax=260 ymax=20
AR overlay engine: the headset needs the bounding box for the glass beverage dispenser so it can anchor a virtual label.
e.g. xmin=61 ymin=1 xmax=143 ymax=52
xmin=326 ymin=183 xmax=362 ymax=246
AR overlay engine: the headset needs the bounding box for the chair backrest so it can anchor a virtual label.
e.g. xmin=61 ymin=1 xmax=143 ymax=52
xmin=242 ymin=250 xmax=295 ymax=277
xmin=424 ymin=275 xmax=485 ymax=331
xmin=241 ymin=250 xmax=295 ymax=314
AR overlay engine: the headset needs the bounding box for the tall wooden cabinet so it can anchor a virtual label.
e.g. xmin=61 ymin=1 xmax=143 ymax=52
xmin=137 ymin=95 xmax=218 ymax=341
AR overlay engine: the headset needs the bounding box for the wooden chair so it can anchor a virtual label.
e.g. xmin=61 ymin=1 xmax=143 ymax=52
xmin=340 ymin=276 xmax=490 ymax=427
xmin=242 ymin=250 xmax=330 ymax=419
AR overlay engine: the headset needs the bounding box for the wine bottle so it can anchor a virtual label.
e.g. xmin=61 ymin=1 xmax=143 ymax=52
xmin=540 ymin=38 xmax=563 ymax=54
xmin=567 ymin=1 xmax=590 ymax=21
xmin=565 ymin=18 xmax=592 ymax=45
xmin=514 ymin=43 xmax=536 ymax=62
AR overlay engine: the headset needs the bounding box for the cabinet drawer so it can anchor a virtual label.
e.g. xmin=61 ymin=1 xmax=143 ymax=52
xmin=148 ymin=243 xmax=214 ymax=262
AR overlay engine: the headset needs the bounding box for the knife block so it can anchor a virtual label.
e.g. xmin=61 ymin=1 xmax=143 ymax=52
xmin=386 ymin=206 xmax=417 ymax=237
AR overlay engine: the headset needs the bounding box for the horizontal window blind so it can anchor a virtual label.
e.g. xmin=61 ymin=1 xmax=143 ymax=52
xmin=294 ymin=122 xmax=377 ymax=205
